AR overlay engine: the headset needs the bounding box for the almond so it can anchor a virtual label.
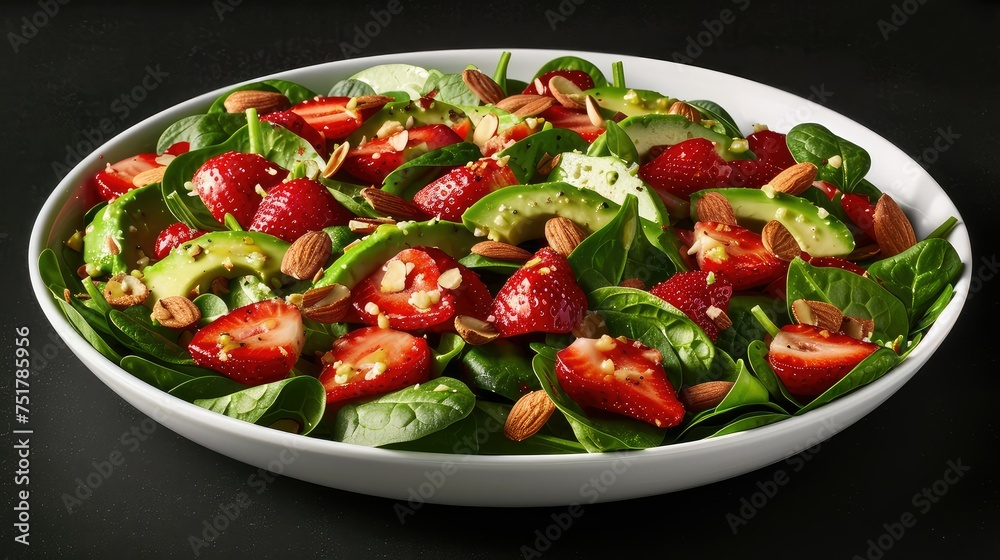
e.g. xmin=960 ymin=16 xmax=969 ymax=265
xmin=352 ymin=95 xmax=394 ymax=112
xmin=535 ymin=152 xmax=561 ymax=175
xmin=512 ymin=96 xmax=555 ymax=118
xmin=281 ymin=231 xmax=332 ymax=280
xmin=679 ymin=381 xmax=734 ymax=412
xmin=461 ymin=69 xmax=506 ymax=105
xmin=544 ymin=217 xmax=586 ymax=256
xmin=211 ymin=275 xmax=230 ymax=296
xmin=761 ymin=220 xmax=801 ymax=261
xmin=495 ymin=94 xmax=546 ymax=113
xmin=705 ymin=305 xmax=733 ymax=331
xmin=132 ymin=166 xmax=166 ymax=188
xmin=504 ymin=390 xmax=556 ymax=441
xmin=548 ymin=75 xmax=585 ymax=109
xmin=767 ymin=162 xmax=818 ymax=196
xmin=667 ymin=100 xmax=701 ymax=124
xmin=348 ymin=217 xmax=395 ymax=235
xmin=103 ymin=273 xmax=148 ymax=308
xmin=300 ymin=284 xmax=351 ymax=323
xmin=361 ymin=187 xmax=428 ymax=220
xmin=841 ymin=315 xmax=875 ymax=340
xmin=152 ymin=296 xmax=202 ymax=329
xmin=322 ymin=141 xmax=350 ymax=178
xmin=472 ymin=113 xmax=499 ymax=148
xmin=585 ymin=95 xmax=605 ymax=128
xmin=454 ymin=315 xmax=500 ymax=345
xmin=696 ymin=192 xmax=737 ymax=225
xmin=223 ymin=90 xmax=290 ymax=114
xmin=791 ymin=299 xmax=844 ymax=332
xmin=873 ymin=194 xmax=916 ymax=257
xmin=470 ymin=240 xmax=533 ymax=262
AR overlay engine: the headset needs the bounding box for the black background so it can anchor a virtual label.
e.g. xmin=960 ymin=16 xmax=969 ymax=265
xmin=2 ymin=0 xmax=998 ymax=558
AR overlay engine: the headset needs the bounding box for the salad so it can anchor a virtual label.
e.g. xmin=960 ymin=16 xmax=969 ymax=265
xmin=37 ymin=52 xmax=963 ymax=454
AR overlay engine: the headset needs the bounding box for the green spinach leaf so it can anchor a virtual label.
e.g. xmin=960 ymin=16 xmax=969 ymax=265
xmin=912 ymin=284 xmax=954 ymax=334
xmin=785 ymin=123 xmax=870 ymax=193
xmin=463 ymin=339 xmax=539 ymax=401
xmin=747 ymin=340 xmax=803 ymax=409
xmin=120 ymin=355 xmax=201 ymax=392
xmin=603 ymin=120 xmax=639 ymax=166
xmin=109 ymin=308 xmax=194 ymax=365
xmin=424 ymin=71 xmax=480 ymax=107
xmin=795 ymin=348 xmax=900 ymax=414
xmin=381 ymin=142 xmax=482 ymax=197
xmin=156 ymin=113 xmax=247 ymax=154
xmin=53 ymin=297 xmax=123 ymax=364
xmin=686 ymin=99 xmax=743 ymax=139
xmin=498 ymin=128 xmax=589 ymax=183
xmin=716 ymin=295 xmax=786 ymax=364
xmin=531 ymin=56 xmax=608 ymax=89
xmin=866 ymin=238 xmax=962 ymax=321
xmin=431 ymin=333 xmax=465 ymax=377
xmin=474 ymin=402 xmax=585 ymax=455
xmin=328 ymin=78 xmax=377 ymax=97
xmin=192 ymin=293 xmax=229 ymax=325
xmin=193 ymin=376 xmax=326 ymax=435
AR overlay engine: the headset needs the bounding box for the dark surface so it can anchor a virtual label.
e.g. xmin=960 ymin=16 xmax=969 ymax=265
xmin=2 ymin=1 xmax=997 ymax=558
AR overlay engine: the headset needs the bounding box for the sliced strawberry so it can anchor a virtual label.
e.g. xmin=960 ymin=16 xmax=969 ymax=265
xmin=840 ymin=193 xmax=877 ymax=239
xmin=422 ymin=247 xmax=493 ymax=325
xmin=480 ymin=120 xmax=539 ymax=156
xmin=805 ymin=255 xmax=867 ymax=276
xmin=727 ymin=130 xmax=796 ymax=188
xmin=289 ymin=95 xmax=387 ymax=143
xmin=556 ymin=335 xmax=685 ymax=428
xmin=192 ymin=151 xmax=289 ymax=226
xmin=260 ymin=110 xmax=327 ymax=157
xmin=412 ymin=157 xmax=519 ymax=221
xmin=153 ymin=222 xmax=206 ymax=260
xmin=691 ymin=221 xmax=788 ymax=290
xmin=341 ymin=124 xmax=464 ymax=184
xmin=523 ymin=69 xmax=596 ymax=96
xmin=248 ymin=178 xmax=351 ymax=243
xmin=649 ymin=271 xmax=734 ymax=342
xmin=92 ymin=152 xmax=162 ymax=202
xmin=319 ymin=326 xmax=431 ymax=405
xmin=188 ymin=299 xmax=305 ymax=386
xmin=813 ymin=180 xmax=839 ymax=200
xmin=767 ymin=323 xmax=879 ymax=400
xmin=490 ymin=248 xmax=586 ymax=337
xmin=638 ymin=138 xmax=732 ymax=200
xmin=539 ymin=105 xmax=604 ymax=143
xmin=163 ymin=142 xmax=190 ymax=156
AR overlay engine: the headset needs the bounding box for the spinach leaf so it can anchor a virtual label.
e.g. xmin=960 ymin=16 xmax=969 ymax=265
xmin=866 ymin=238 xmax=962 ymax=321
xmin=53 ymin=297 xmax=123 ymax=364
xmin=706 ymin=412 xmax=790 ymax=439
xmin=192 ymin=293 xmax=229 ymax=326
xmin=300 ymin=319 xmax=350 ymax=359
xmin=533 ymin=354 xmax=665 ymax=452
xmin=193 ymin=376 xmax=326 ymax=435
xmin=206 ymin=80 xmax=317 ymax=113
xmin=588 ymin=287 xmax=715 ymax=388
xmin=328 ymin=78 xmax=377 ymax=97
xmin=531 ymin=56 xmax=609 ymax=88
xmin=716 ymin=360 xmax=774 ymax=413
xmin=912 ymin=284 xmax=954 ymax=334
xmin=785 ymin=257 xmax=909 ymax=343
xmin=473 ymin=402 xmax=585 ymax=455
xmin=785 ymin=123 xmax=870 ymax=192
xmin=120 ymin=355 xmax=201 ymax=392
xmin=716 ymin=295 xmax=786 ymax=364
xmin=424 ymin=71 xmax=480 ymax=107
xmin=381 ymin=142 xmax=482 ymax=197
xmin=83 ymin=201 xmax=108 ymax=225
xmin=457 ymin=253 xmax=522 ymax=275
xmin=747 ymin=340 xmax=803 ymax=409
xmin=109 ymin=309 xmax=194 ymax=365
xmin=168 ymin=375 xmax=251 ymax=403
xmin=795 ymin=348 xmax=900 ymax=414
xmin=462 ymin=339 xmax=539 ymax=401
xmin=224 ymin=275 xmax=275 ymax=309
xmin=156 ymin=113 xmax=247 ymax=154
xmin=498 ymin=128 xmax=589 ymax=183
xmin=603 ymin=120 xmax=639 ymax=166
xmin=332 ymin=377 xmax=476 ymax=447
xmin=431 ymin=333 xmax=465 ymax=377
xmin=383 ymin=413 xmax=480 ymax=453
xmin=493 ymin=51 xmax=511 ymax=96
xmin=38 ymin=248 xmax=75 ymax=299
xmin=685 ymin=99 xmax=743 ymax=139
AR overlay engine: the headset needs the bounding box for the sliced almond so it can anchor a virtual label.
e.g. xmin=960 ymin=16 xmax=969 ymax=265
xmin=103 ymin=273 xmax=148 ymax=308
xmin=361 ymin=187 xmax=427 ymax=220
xmin=152 ymin=296 xmax=202 ymax=329
xmin=544 ymin=217 xmax=586 ymax=256
xmin=106 ymin=235 xmax=121 ymax=256
xmin=223 ymin=90 xmax=290 ymax=114
xmin=585 ymin=95 xmax=605 ymax=128
xmin=387 ymin=129 xmax=409 ymax=152
xmin=791 ymin=299 xmax=844 ymax=332
xmin=300 ymin=284 xmax=351 ymax=323
xmin=470 ymin=240 xmax=533 ymax=262
xmin=454 ymin=315 xmax=500 ymax=345
xmin=352 ymin=95 xmax=394 ymax=112
xmin=873 ymin=194 xmax=916 ymax=257
xmin=280 ymin=231 xmax=332 ymax=280
xmin=841 ymin=315 xmax=875 ymax=340
xmin=548 ymin=75 xmax=585 ymax=109
xmin=132 ymin=166 xmax=167 ymax=188
xmin=536 ymin=152 xmax=561 ymax=176
xmin=767 ymin=162 xmax=818 ymax=196
xmin=472 ymin=113 xmax=499 ymax=148
xmin=322 ymin=141 xmax=350 ymax=178
xmin=761 ymin=220 xmax=801 ymax=261
xmin=679 ymin=381 xmax=734 ymax=412
xmin=696 ymin=192 xmax=737 ymax=225
xmin=667 ymin=101 xmax=701 ymax=124
xmin=504 ymin=390 xmax=556 ymax=441
xmin=461 ymin=69 xmax=506 ymax=105
xmin=705 ymin=305 xmax=733 ymax=331
xmin=348 ymin=217 xmax=395 ymax=235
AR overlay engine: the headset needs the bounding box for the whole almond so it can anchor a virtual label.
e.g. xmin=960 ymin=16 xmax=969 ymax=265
xmin=454 ymin=315 xmax=500 ymax=345
xmin=873 ymin=194 xmax=916 ymax=257
xmin=300 ymin=284 xmax=351 ymax=323
xmin=696 ymin=192 xmax=738 ymax=225
xmin=462 ymin=69 xmax=506 ymax=105
xmin=132 ymin=166 xmax=166 ymax=188
xmin=103 ymin=273 xmax=149 ymax=308
xmin=360 ymin=187 xmax=428 ymax=220
xmin=791 ymin=299 xmax=844 ymax=332
xmin=767 ymin=162 xmax=818 ymax=196
xmin=544 ymin=217 xmax=586 ymax=256
xmin=511 ymin=96 xmax=555 ymax=118
xmin=679 ymin=381 xmax=734 ymax=412
xmin=470 ymin=240 xmax=533 ymax=262
xmin=548 ymin=75 xmax=585 ymax=109
xmin=761 ymin=220 xmax=801 ymax=261
xmin=667 ymin=101 xmax=701 ymax=124
xmin=504 ymin=390 xmax=557 ymax=441
xmin=223 ymin=90 xmax=290 ymax=114
xmin=152 ymin=296 xmax=202 ymax=329
xmin=495 ymin=94 xmax=545 ymax=113
xmin=352 ymin=95 xmax=394 ymax=112
xmin=281 ymin=231 xmax=332 ymax=280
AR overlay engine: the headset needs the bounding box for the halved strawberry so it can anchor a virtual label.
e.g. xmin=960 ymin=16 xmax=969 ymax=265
xmin=523 ymin=69 xmax=596 ymax=96
xmin=289 ymin=95 xmax=387 ymax=143
xmin=556 ymin=335 xmax=685 ymax=428
xmin=727 ymin=130 xmax=796 ymax=188
xmin=92 ymin=152 xmax=162 ymax=202
xmin=163 ymin=142 xmax=190 ymax=156
xmin=767 ymin=323 xmax=879 ymax=400
xmin=319 ymin=326 xmax=431 ymax=405
xmin=341 ymin=124 xmax=464 ymax=185
xmin=480 ymin=120 xmax=540 ymax=156
xmin=153 ymin=222 xmax=206 ymax=260
xmin=260 ymin=110 xmax=327 ymax=157
xmin=490 ymin=248 xmax=586 ymax=337
xmin=248 ymin=178 xmax=352 ymax=243
xmin=638 ymin=137 xmax=732 ymax=200
xmin=412 ymin=157 xmax=519 ymax=221
xmin=539 ymin=105 xmax=604 ymax=143
xmin=188 ymin=299 xmax=305 ymax=386
xmin=691 ymin=221 xmax=788 ymax=290
xmin=649 ymin=271 xmax=734 ymax=342
xmin=840 ymin=193 xmax=877 ymax=239
xmin=192 ymin=151 xmax=289 ymax=227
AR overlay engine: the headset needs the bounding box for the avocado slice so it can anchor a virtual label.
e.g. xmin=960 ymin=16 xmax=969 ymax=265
xmin=141 ymin=230 xmax=289 ymax=305
xmin=347 ymin=98 xmax=470 ymax=146
xmin=689 ymin=188 xmax=855 ymax=257
xmin=548 ymin=152 xmax=669 ymax=225
xmin=615 ymin=114 xmax=753 ymax=162
xmin=586 ymin=87 xmax=676 ymax=118
xmin=83 ymin=183 xmax=177 ymax=276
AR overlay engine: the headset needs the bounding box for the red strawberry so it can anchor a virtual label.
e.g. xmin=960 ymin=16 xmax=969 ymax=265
xmin=649 ymin=271 xmax=734 ymax=341
xmin=341 ymin=124 xmax=464 ymax=184
xmin=248 ymin=178 xmax=352 ymax=243
xmin=813 ymin=180 xmax=839 ymax=199
xmin=480 ymin=120 xmax=540 ymax=156
xmin=289 ymin=95 xmax=387 ymax=143
xmin=490 ymin=248 xmax=586 ymax=337
xmin=556 ymin=335 xmax=685 ymax=428
xmin=539 ymin=105 xmax=605 ymax=143
xmin=319 ymin=326 xmax=431 ymax=405
xmin=638 ymin=138 xmax=732 ymax=200
xmin=163 ymin=142 xmax=190 ymax=156
xmin=840 ymin=193 xmax=877 ymax=239
xmin=92 ymin=152 xmax=162 ymax=202
xmin=727 ymin=130 xmax=796 ymax=188
xmin=188 ymin=299 xmax=305 ymax=386
xmin=260 ymin=110 xmax=327 ymax=157
xmin=153 ymin=222 xmax=206 ymax=260
xmin=412 ymin=157 xmax=519 ymax=221
xmin=192 ymin=151 xmax=289 ymax=227
xmin=767 ymin=323 xmax=879 ymax=400
xmin=805 ymin=255 xmax=867 ymax=276
xmin=691 ymin=221 xmax=788 ymax=290
xmin=523 ymin=69 xmax=596 ymax=96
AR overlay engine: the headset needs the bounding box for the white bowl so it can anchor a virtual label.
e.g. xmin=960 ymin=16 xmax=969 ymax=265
xmin=29 ymin=48 xmax=971 ymax=507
